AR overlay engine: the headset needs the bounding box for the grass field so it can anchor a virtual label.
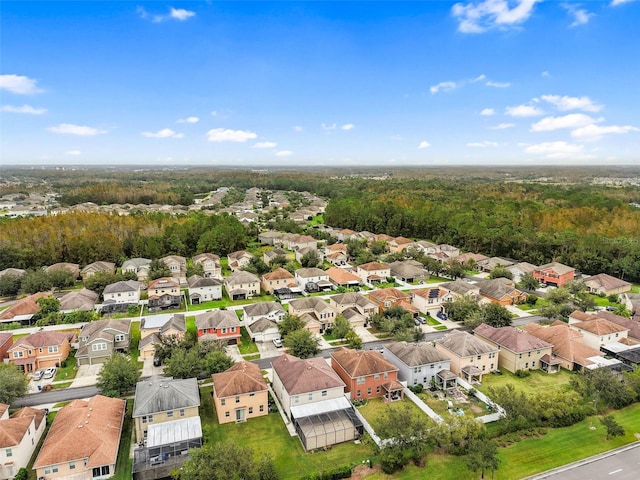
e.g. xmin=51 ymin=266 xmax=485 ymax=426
xmin=112 ymin=399 xmax=134 ymax=480
xmin=357 ymin=397 xmax=435 ymax=434
xmin=476 ymin=368 xmax=575 ymax=397
xmin=238 ymin=327 xmax=259 ymax=354
xmin=186 ymin=293 xmax=278 ymax=311
xmin=54 ymin=350 xmax=78 ymax=381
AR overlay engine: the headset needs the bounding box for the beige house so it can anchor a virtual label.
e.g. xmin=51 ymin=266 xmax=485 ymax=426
xmin=568 ymin=311 xmax=629 ymax=349
xmin=80 ymin=261 xmax=115 ymax=280
xmin=139 ymin=314 xmax=186 ymax=360
xmin=583 ymin=273 xmax=632 ymax=296
xmin=34 ymin=395 xmax=125 ymax=480
xmin=160 ymin=255 xmax=187 ymax=284
xmin=132 ymin=376 xmax=200 ymax=442
xmin=212 ymin=362 xmax=269 ymax=424
xmin=227 ymin=251 xmax=254 ymax=272
xmin=261 ymin=268 xmax=296 ymax=294
xmin=473 ymin=324 xmax=555 ymax=374
xmin=192 ymin=253 xmax=222 ymax=279
xmin=356 ymin=262 xmax=391 ymax=284
xmin=288 ymin=297 xmax=339 ymax=334
xmin=0 ymin=407 xmax=46 ymax=480
xmin=224 ymin=271 xmax=260 ymax=300
xmin=411 ymin=287 xmax=453 ymax=316
xmin=7 ymin=331 xmax=71 ymax=373
xmin=388 ymin=237 xmax=415 ymax=254
xmin=435 ymin=330 xmax=499 ymax=383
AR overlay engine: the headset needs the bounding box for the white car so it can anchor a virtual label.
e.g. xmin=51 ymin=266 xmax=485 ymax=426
xmin=42 ymin=367 xmax=57 ymax=379
xmin=272 ymin=338 xmax=283 ymax=348
xmin=33 ymin=370 xmax=44 ymax=381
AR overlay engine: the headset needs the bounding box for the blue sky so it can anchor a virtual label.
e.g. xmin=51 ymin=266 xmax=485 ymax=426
xmin=1 ymin=0 xmax=639 ymax=166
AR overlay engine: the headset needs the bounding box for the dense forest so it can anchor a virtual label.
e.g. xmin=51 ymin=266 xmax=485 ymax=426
xmin=1 ymin=167 xmax=639 ymax=282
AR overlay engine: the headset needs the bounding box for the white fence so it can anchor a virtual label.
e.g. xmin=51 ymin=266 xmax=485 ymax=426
xmin=456 ymin=377 xmax=505 ymax=423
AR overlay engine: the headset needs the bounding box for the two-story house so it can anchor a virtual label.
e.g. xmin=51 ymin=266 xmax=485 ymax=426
xmin=7 ymin=331 xmax=71 ymax=373
xmin=242 ymin=302 xmax=285 ymax=343
xmin=287 ymin=234 xmax=318 ymax=252
xmin=160 ymin=255 xmax=187 ymax=284
xmin=261 ymin=268 xmax=296 ymax=294
xmin=121 ymin=258 xmax=151 ymax=281
xmin=383 ymin=341 xmax=453 ymax=389
xmin=441 ymin=280 xmax=480 ymax=301
xmin=294 ymin=268 xmax=332 ymax=292
xmin=0 ymin=407 xmax=46 ymax=480
xmin=102 ymin=280 xmax=142 ymax=307
xmin=435 ymin=330 xmax=499 ymax=383
xmin=328 ymin=292 xmax=377 ymax=328
xmin=187 ymin=275 xmax=222 ymax=304
xmin=212 ymin=362 xmax=269 ymax=424
xmin=0 ymin=332 xmax=14 ymax=361
xmin=139 ymin=314 xmax=186 ymax=360
xmin=568 ymin=311 xmax=629 ymax=349
xmin=411 ymin=287 xmax=453 ymax=317
xmin=227 ymin=251 xmax=254 ymax=272
xmin=0 ymin=292 xmax=52 ymax=323
xmin=331 ymin=347 xmax=403 ymax=402
xmin=148 ymin=277 xmax=182 ymax=311
xmin=195 ymin=310 xmax=241 ymax=344
xmin=192 ymin=253 xmax=222 ymax=279
xmin=76 ymin=319 xmax=131 ymax=366
xmin=288 ymin=297 xmax=339 ymax=334
xmin=367 ymin=288 xmax=418 ymax=316
xmin=388 ymin=237 xmax=415 ymax=254
xmin=263 ymin=248 xmax=289 ymax=265
xmin=356 ymin=262 xmax=391 ymax=284
xmin=533 ymin=262 xmax=575 ymax=287
xmin=224 ymin=271 xmax=260 ymax=300
xmin=324 ymin=244 xmax=348 ymax=266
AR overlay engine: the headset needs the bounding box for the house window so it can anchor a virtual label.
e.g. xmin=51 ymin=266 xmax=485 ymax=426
xmin=52 ymin=465 xmax=59 ymax=473
xmin=69 ymin=461 xmax=76 ymax=470
xmin=294 ymin=396 xmax=299 ymax=403
xmin=13 ymin=351 xmax=23 ymax=358
xmin=376 ymin=386 xmax=381 ymax=393
xmin=180 ymin=409 xmax=185 ymax=417
xmin=235 ymin=396 xmax=240 ymax=403
xmin=225 ymin=412 xmax=230 ymax=417
xmin=221 ymin=399 xmax=226 ymax=406
xmin=374 ymin=374 xmax=380 ymax=380
xmin=308 ymin=393 xmax=313 ymax=400
xmin=477 ymin=355 xmax=481 ymax=360
xmin=260 ymin=405 xmax=264 ymax=412
xmin=356 ymin=390 xmax=361 ymax=397
xmin=414 ymin=367 xmax=421 ymax=373
xmin=167 ymin=411 xmax=174 ymax=418
xmin=115 ymin=334 xmax=125 ymax=342
xmin=249 ymin=393 xmax=255 ymax=397
xmin=222 ymin=328 xmax=227 ymax=334
xmin=525 ymin=363 xmax=529 ymax=369
xmin=48 ymin=346 xmax=58 ymax=353
xmin=383 ymin=372 xmax=388 ymax=380
xmin=92 ymin=343 xmax=107 ymax=351
xmin=356 ymin=377 xmax=365 ymax=384
xmin=231 ymin=327 xmax=236 ymax=333
xmin=45 ymin=467 xmax=51 ymax=474
xmin=528 ymin=352 xmax=531 ymax=357
xmin=249 ymin=407 xmax=253 ymax=414
xmin=367 ymin=388 xmax=372 ymax=395
xmin=6 ymin=448 xmax=12 ymax=457
xmin=142 ymin=416 xmax=147 ymax=424
xmin=147 ymin=415 xmax=153 ymax=422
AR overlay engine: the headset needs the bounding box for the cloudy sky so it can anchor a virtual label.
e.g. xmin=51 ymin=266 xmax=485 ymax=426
xmin=1 ymin=0 xmax=639 ymax=166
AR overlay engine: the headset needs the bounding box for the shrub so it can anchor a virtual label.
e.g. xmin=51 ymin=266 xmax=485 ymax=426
xmin=409 ymin=384 xmax=424 ymax=394
xmin=526 ymin=294 xmax=538 ymax=305
xmin=300 ymin=465 xmax=353 ymax=480
xmin=608 ymin=294 xmax=619 ymax=303
xmin=514 ymin=369 xmax=531 ymax=378
xmin=13 ymin=468 xmax=28 ymax=480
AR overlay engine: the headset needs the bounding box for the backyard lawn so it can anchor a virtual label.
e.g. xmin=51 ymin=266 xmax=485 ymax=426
xmin=186 ymin=294 xmax=277 ymax=311
xmin=476 ymin=368 xmax=575 ymax=397
xmin=199 ymin=386 xmax=371 ymax=479
xmin=417 ymin=390 xmax=489 ymax=419
xmin=357 ymin=397 xmax=436 ymax=434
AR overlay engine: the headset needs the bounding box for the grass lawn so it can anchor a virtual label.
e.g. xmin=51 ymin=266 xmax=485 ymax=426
xmin=417 ymin=391 xmax=489 ymax=419
xmin=51 ymin=381 xmax=73 ymax=390
xmin=112 ymin=399 xmax=134 ymax=480
xmin=187 ymin=294 xmax=278 ymax=311
xmin=243 ymin=354 xmax=261 ymax=360
xmin=129 ymin=322 xmax=143 ymax=369
xmin=476 ymin=368 xmax=575 ymax=397
xmin=357 ymin=398 xmax=435 ymax=434
xmin=186 ymin=315 xmax=196 ymax=336
xmin=54 ymin=351 xmax=78 ymax=381
xmin=308 ymin=214 xmax=324 ymax=225
xmin=425 ymin=276 xmax=452 ymax=284
xmin=238 ymin=327 xmax=259 ymax=354
xmin=200 ymin=386 xmax=371 ymax=479
xmin=592 ymin=296 xmax=619 ymax=307
xmin=425 ymin=317 xmax=441 ymax=326
xmin=433 ymin=325 xmax=448 ymax=331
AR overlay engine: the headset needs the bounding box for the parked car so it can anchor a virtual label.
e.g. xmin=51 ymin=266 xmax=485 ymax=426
xmin=418 ymin=316 xmax=427 ymax=324
xmin=272 ymin=338 xmax=283 ymax=348
xmin=413 ymin=317 xmax=421 ymax=326
xmin=606 ymin=306 xmax=617 ymax=312
xmin=153 ymin=357 xmax=162 ymax=367
xmin=33 ymin=370 xmax=44 ymax=381
xmin=436 ymin=311 xmax=447 ymax=321
xmin=42 ymin=367 xmax=57 ymax=379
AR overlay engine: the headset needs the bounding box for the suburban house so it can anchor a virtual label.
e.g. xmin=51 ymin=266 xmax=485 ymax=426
xmin=473 ymin=324 xmax=556 ymax=374
xmin=0 ymin=406 xmax=46 ymax=480
xmin=212 ymin=362 xmax=269 ymax=424
xmin=568 ymin=311 xmax=629 ymax=349
xmin=356 ymin=262 xmax=391 ymax=284
xmin=245 ymin=317 xmax=281 ymax=343
xmin=411 ymin=287 xmax=453 ymax=317
xmin=132 ymin=376 xmax=200 ymax=442
xmin=46 ymin=262 xmax=80 ymax=279
xmin=533 ymin=262 xmax=576 ymax=287
xmin=336 ymin=229 xmax=358 ymax=242
xmin=596 ymin=311 xmax=640 ymax=343
xmin=148 ymin=277 xmax=181 ymax=311
xmin=261 ymin=268 xmax=296 ymax=294
xmin=195 ymin=310 xmax=241 ymax=344
xmin=388 ymin=260 xmax=429 ymax=283
xmin=224 ymin=270 xmax=260 ymax=300
xmin=59 ymin=288 xmax=98 ymax=312
xmin=121 ymin=258 xmax=151 ymax=281
xmin=324 ymin=244 xmax=349 ymax=266
xmin=367 ymin=288 xmax=417 ymax=315
xmin=331 ymin=347 xmax=403 ymax=402
xmin=288 ymin=297 xmax=339 ymax=334
xmin=263 ymin=248 xmax=289 ymax=265
xmin=76 ymin=319 xmax=131 ymax=366
xmin=227 ymin=251 xmax=254 ymax=271
xmin=80 ymin=261 xmax=116 ymax=280
xmin=7 ymin=331 xmax=71 ymax=373
xmin=435 ymin=330 xmax=499 ymax=383
xmin=187 ymin=275 xmax=223 ymax=304
xmin=476 ymin=257 xmax=515 ymax=273
xmin=477 ymin=278 xmax=528 ymax=305
xmin=34 ymin=395 xmax=126 ymax=480
xmin=294 ymin=268 xmax=332 ymax=292
xmin=0 ymin=292 xmax=52 ymax=323
xmin=287 ymin=234 xmax=318 ymax=251
xmin=373 ymin=233 xmax=394 ymax=244
xmin=295 ymin=247 xmax=324 ymax=264
xmin=436 ymin=244 xmax=461 ymax=260
xmin=242 ymin=302 xmax=286 ymax=324
xmin=455 ymin=253 xmax=489 ymax=267
xmin=507 ymin=262 xmax=539 ymax=284
xmin=259 ymin=230 xmax=285 ymax=246
xmin=325 ymin=267 xmax=362 ymax=289
xmin=383 ymin=341 xmax=454 ymax=389
xmin=192 ymin=253 xmax=222 ymax=279
xmin=103 ymin=280 xmax=142 ymax=307
xmin=523 ymin=322 xmax=605 ymax=371
xmin=441 ymin=280 xmax=480 ymax=300
xmin=160 ymin=255 xmax=187 ymax=284
xmin=583 ymin=273 xmax=632 ymax=297
xmin=271 ymin=354 xmax=362 ymax=451
xmin=388 ymin=237 xmax=415 ymax=254
xmin=328 ymin=292 xmax=377 ymax=328
xmin=0 ymin=332 xmax=13 ymax=361
xmin=139 ymin=314 xmax=186 ymax=360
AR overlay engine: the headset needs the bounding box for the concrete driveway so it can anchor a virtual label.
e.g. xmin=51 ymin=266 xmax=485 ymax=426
xmin=70 ymin=364 xmax=103 ymax=388
xmin=257 ymin=340 xmax=280 ymax=358
xmin=141 ymin=357 xmax=164 ymax=378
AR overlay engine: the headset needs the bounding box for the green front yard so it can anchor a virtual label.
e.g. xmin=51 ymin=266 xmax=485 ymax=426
xmin=54 ymin=350 xmax=78 ymax=381
xmin=238 ymin=327 xmax=259 ymax=354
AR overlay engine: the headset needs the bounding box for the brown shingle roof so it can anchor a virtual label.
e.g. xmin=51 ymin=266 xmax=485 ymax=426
xmin=584 ymin=273 xmax=631 ymax=291
xmin=436 ymin=330 xmax=498 ymax=357
xmin=358 ymin=262 xmax=389 ymax=271
xmin=331 ymin=347 xmax=398 ymax=377
xmin=9 ymin=331 xmax=70 ymax=350
xmin=196 ymin=310 xmax=240 ymax=330
xmin=0 ymin=292 xmax=52 ymax=320
xmin=272 ymin=354 xmax=345 ymax=394
xmin=262 ymin=267 xmax=295 ymax=282
xmin=386 ymin=341 xmax=450 ymax=366
xmin=571 ymin=317 xmax=628 ymax=336
xmin=0 ymin=416 xmax=33 ymax=448
xmin=326 ymin=267 xmax=361 ymax=285
xmin=595 ymin=312 xmax=640 ymax=341
xmin=523 ymin=322 xmax=602 ymax=367
xmin=212 ymin=362 xmax=268 ymax=398
xmin=34 ymin=395 xmax=125 ymax=469
xmin=474 ymin=324 xmax=553 ymax=353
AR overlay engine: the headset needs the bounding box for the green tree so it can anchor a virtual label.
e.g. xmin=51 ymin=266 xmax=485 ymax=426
xmin=47 ymin=268 xmax=77 ymax=288
xmin=444 ymin=296 xmax=481 ymax=323
xmin=203 ymin=350 xmax=235 ymax=375
xmin=163 ymin=348 xmax=205 ymax=379
xmin=571 ymin=368 xmax=635 ymax=410
xmin=345 ymin=329 xmax=363 ymax=349
xmin=20 ymin=270 xmax=53 ymax=294
xmin=443 ymin=260 xmax=465 ymax=280
xmin=149 ymin=259 xmax=171 ymax=280
xmin=277 ymin=314 xmax=305 ymax=337
xmin=431 ymin=415 xmax=487 ymax=455
xmin=600 ymin=415 xmax=625 ymax=440
xmin=33 ymin=295 xmax=61 ymax=321
xmin=488 ymin=265 xmax=513 ymax=280
xmin=300 ymin=250 xmax=320 ymax=268
xmin=283 ymin=329 xmax=320 ymax=359
xmin=243 ymin=256 xmax=270 ymax=276
xmin=96 ymin=353 xmax=140 ymax=397
xmin=466 ymin=439 xmax=500 ymax=479
xmin=0 ymin=363 xmax=29 ymax=404
xmin=573 ymin=291 xmax=597 ymax=312
xmin=518 ymin=272 xmax=539 ymax=291
xmin=480 ymin=303 xmax=513 ymax=328
xmin=269 ymin=255 xmax=288 ymax=269
xmin=0 ymin=274 xmax=22 ymax=296
xmin=332 ymin=315 xmax=350 ymax=339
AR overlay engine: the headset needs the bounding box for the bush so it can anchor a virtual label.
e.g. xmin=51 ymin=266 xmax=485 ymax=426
xmin=526 ymin=294 xmax=538 ymax=305
xmin=13 ymin=468 xmax=28 ymax=480
xmin=409 ymin=384 xmax=424 ymax=394
xmin=300 ymin=465 xmax=353 ymax=480
xmin=514 ymin=369 xmax=531 ymax=378
xmin=608 ymin=294 xmax=619 ymax=303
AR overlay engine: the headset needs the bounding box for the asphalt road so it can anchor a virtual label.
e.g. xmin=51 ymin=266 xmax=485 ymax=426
xmin=529 ymin=443 xmax=640 ymax=480
xmin=12 ymin=385 xmax=101 ymax=408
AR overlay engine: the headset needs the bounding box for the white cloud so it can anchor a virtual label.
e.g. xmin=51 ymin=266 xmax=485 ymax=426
xmin=206 ymin=128 xmax=257 ymax=143
xmin=0 ymin=74 xmax=43 ymax=95
xmin=571 ymin=124 xmax=639 ymax=141
xmin=542 ymin=71 xmax=551 ymax=78
xmin=391 ymin=134 xmax=403 ymax=141
xmin=489 ymin=123 xmax=515 ymax=129
xmin=562 ymin=3 xmax=593 ymax=27
xmin=418 ymin=141 xmax=431 ymax=149
xmin=1 ymin=104 xmax=47 ymax=114
xmin=472 ymin=74 xmax=487 ymax=82
xmin=467 ymin=141 xmax=500 ymax=148
xmin=293 ymin=125 xmax=303 ymax=132
xmin=321 ymin=123 xmax=337 ymax=131
xmin=253 ymin=141 xmax=278 ymax=149
xmin=66 ymin=150 xmax=81 ymax=156
xmin=169 ymin=8 xmax=196 ymax=21
xmin=505 ymin=104 xmax=544 ymax=117
xmin=430 ymin=81 xmax=457 ymax=94
xmin=139 ymin=6 xmax=196 ymax=23
xmin=177 ymin=116 xmax=199 ymax=124
xmin=539 ymin=94 xmax=603 ymax=112
xmin=47 ymin=123 xmax=107 ymax=136
xmin=611 ymin=0 xmax=635 ymax=6
xmin=452 ymin=0 xmax=541 ymax=34
xmin=276 ymin=150 xmax=293 ymax=157
xmin=524 ymin=141 xmax=585 ymax=159
xmin=141 ymin=128 xmax=184 ymax=138
xmin=341 ymin=123 xmax=355 ymax=131
xmin=480 ymin=108 xmax=495 ymax=116
xmin=530 ymin=113 xmax=600 ymax=132
xmin=486 ymin=80 xmax=511 ymax=88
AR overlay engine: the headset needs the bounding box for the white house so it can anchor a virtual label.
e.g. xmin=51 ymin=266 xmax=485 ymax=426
xmin=103 ymin=280 xmax=142 ymax=304
xmin=0 ymin=406 xmax=46 ymax=480
xmin=383 ymin=341 xmax=452 ymax=387
xmin=242 ymin=302 xmax=286 ymax=324
xmin=187 ymin=275 xmax=223 ymax=305
xmin=294 ymin=268 xmax=331 ymax=292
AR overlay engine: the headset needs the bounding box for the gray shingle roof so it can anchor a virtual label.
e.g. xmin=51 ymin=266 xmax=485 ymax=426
xmin=133 ymin=376 xmax=200 ymax=417
xmin=436 ymin=330 xmax=498 ymax=357
xmin=386 ymin=341 xmax=450 ymax=366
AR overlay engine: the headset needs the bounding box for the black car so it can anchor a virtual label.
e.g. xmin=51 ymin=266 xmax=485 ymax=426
xmin=153 ymin=357 xmax=162 ymax=367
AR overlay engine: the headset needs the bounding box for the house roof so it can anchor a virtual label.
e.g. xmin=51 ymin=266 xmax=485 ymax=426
xmin=474 ymin=324 xmax=553 ymax=353
xmin=193 ymin=253 xmax=220 ymax=264
xmin=11 ymin=406 xmax=45 ymax=429
xmin=121 ymin=258 xmax=151 ymax=269
xmin=477 ymin=277 xmax=522 ymax=300
xmin=228 ymin=250 xmax=253 ymax=261
xmin=367 ymin=288 xmax=411 ymax=304
xmin=212 ymin=361 xmax=268 ymax=398
xmin=455 ymin=253 xmax=489 ymax=264
xmin=187 ymin=275 xmax=222 ymax=288
xmin=0 ymin=416 xmax=34 ymax=449
xmin=523 ymin=322 xmax=603 ymax=367
xmin=386 ymin=341 xmax=450 ymax=366
xmin=79 ymin=319 xmax=131 ymax=340
xmin=536 ymin=262 xmax=575 ymax=275
xmin=571 ymin=316 xmax=628 ymax=336
xmin=262 ymin=267 xmax=295 ymax=282
xmin=325 ymin=267 xmax=362 ymax=285
xmin=436 ymin=330 xmax=498 ymax=357
xmin=243 ymin=301 xmax=285 ymax=318
xmin=295 ymin=267 xmax=327 ymax=278
xmin=325 ymin=243 xmax=348 ymax=253
xmin=330 ymin=292 xmax=375 ymax=309
xmin=441 ymin=280 xmax=479 ymax=296
xmin=133 ymin=376 xmax=200 ymax=417
xmin=584 ymin=273 xmax=631 ymax=291
xmin=391 ymin=236 xmax=413 ymax=245
xmin=331 ymin=347 xmax=398 ymax=377
xmin=196 ymin=310 xmax=240 ymax=329
xmin=34 ymin=395 xmax=125 ymax=469
xmin=103 ymin=280 xmax=141 ymax=295
xmin=289 ymin=297 xmax=335 ymax=314
xmin=412 ymin=287 xmax=449 ymax=301
xmin=0 ymin=292 xmax=52 ymax=320
xmin=148 ymin=277 xmax=180 ymax=290
xmin=388 ymin=261 xmax=428 ymax=278
xmin=0 ymin=404 xmax=8 ymax=418
xmin=272 ymin=354 xmax=345 ymax=395
xmin=225 ymin=270 xmax=260 ymax=286
xmin=139 ymin=332 xmax=161 ymax=351
xmin=477 ymin=257 xmax=515 ymax=269
xmin=0 ymin=331 xmax=14 ymax=349
xmin=59 ymin=288 xmax=98 ymax=311
xmin=161 ymin=255 xmax=186 ymax=265
xmin=595 ymin=312 xmax=640 ymax=341
xmin=160 ymin=314 xmax=186 ymax=334
xmin=46 ymin=263 xmax=80 ymax=277
xmin=246 ymin=317 xmax=278 ymax=332
xmin=81 ymin=261 xmax=115 ymax=274
xmin=264 ymin=248 xmax=288 ymax=258
xmin=357 ymin=262 xmax=390 ymax=272
xmin=9 ymin=331 xmax=70 ymax=351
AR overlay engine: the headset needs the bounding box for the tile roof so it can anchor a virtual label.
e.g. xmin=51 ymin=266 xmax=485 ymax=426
xmin=34 ymin=395 xmax=125 ymax=469
xmin=148 ymin=277 xmax=180 ymax=290
xmin=295 ymin=267 xmax=327 ymax=278
xmin=367 ymin=288 xmax=411 ymax=304
xmin=0 ymin=292 xmax=52 ymax=320
xmin=571 ymin=317 xmax=628 ymax=336
xmin=272 ymin=354 xmax=345 ymax=394
xmin=358 ymin=262 xmax=390 ymax=271
xmin=436 ymin=330 xmax=498 ymax=357
xmin=386 ymin=341 xmax=450 ymax=366
xmin=523 ymin=322 xmax=602 ymax=367
xmin=325 ymin=267 xmax=362 ymax=285
xmin=133 ymin=376 xmax=200 ymax=417
xmin=212 ymin=362 xmax=268 ymax=398
xmin=474 ymin=324 xmax=552 ymax=353
xmin=225 ymin=270 xmax=260 ymax=285
xmin=331 ymin=347 xmax=398 ymax=377
xmin=536 ymin=262 xmax=575 ymax=275
xmin=0 ymin=416 xmax=34 ymax=448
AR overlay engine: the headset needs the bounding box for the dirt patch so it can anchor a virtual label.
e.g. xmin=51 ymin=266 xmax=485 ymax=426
xmin=350 ymin=463 xmax=381 ymax=479
xmin=469 ymin=404 xmax=484 ymax=414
